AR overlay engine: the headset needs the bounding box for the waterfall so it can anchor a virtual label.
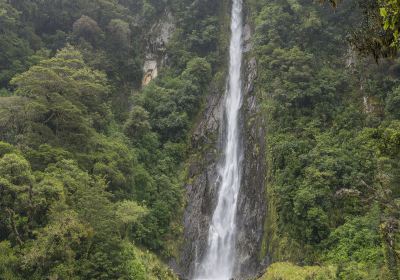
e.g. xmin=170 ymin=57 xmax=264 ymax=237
xmin=193 ymin=0 xmax=244 ymax=279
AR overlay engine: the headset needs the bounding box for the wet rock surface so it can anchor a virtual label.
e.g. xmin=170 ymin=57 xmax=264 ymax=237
xmin=234 ymin=56 xmax=267 ymax=279
xmin=176 ymin=84 xmax=225 ymax=278
xmin=177 ymin=9 xmax=267 ymax=280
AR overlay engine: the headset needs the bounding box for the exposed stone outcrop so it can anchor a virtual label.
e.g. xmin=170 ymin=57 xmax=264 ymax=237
xmin=234 ymin=54 xmax=268 ymax=278
xmin=142 ymin=10 xmax=175 ymax=86
xmin=243 ymin=24 xmax=253 ymax=53
xmin=176 ymin=79 xmax=225 ymax=279
xmin=177 ymin=4 xmax=267 ymax=279
xmin=143 ymin=60 xmax=158 ymax=86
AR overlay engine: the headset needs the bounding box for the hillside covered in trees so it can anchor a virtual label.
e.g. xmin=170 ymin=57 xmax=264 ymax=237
xmin=0 ymin=0 xmax=216 ymax=278
xmin=0 ymin=0 xmax=399 ymax=279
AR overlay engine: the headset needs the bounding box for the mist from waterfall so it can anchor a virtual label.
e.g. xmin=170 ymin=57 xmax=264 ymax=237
xmin=193 ymin=0 xmax=244 ymax=279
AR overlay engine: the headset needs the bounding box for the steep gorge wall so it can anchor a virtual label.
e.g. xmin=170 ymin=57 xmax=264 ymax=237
xmin=176 ymin=2 xmax=268 ymax=279
xmin=234 ymin=17 xmax=268 ymax=278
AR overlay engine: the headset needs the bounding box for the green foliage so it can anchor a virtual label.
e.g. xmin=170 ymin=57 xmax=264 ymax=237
xmin=89 ymin=135 xmax=137 ymax=198
xmin=72 ymin=15 xmax=103 ymax=47
xmin=0 ymin=141 xmax=16 ymax=156
xmin=378 ymin=1 xmax=400 ymax=46
xmin=0 ymin=0 xmax=220 ymax=276
xmin=323 ymin=208 xmax=383 ymax=279
xmin=121 ymin=55 xmax=212 ymax=254
xmin=121 ymin=241 xmax=178 ymax=280
xmin=259 ymin=262 xmax=337 ymax=280
xmin=0 ymin=0 xmax=33 ymax=88
xmin=0 ymin=241 xmax=20 ymax=280
xmin=21 ymin=210 xmax=91 ymax=278
xmin=0 ymin=145 xmax=176 ymax=279
xmin=9 ymin=46 xmax=111 ymax=148
xmin=124 ymin=106 xmax=151 ymax=141
xmin=115 ymin=200 xmax=149 ymax=239
xmin=322 ymin=0 xmax=400 ymax=59
xmin=136 ymin=57 xmax=211 ymax=142
xmin=386 ymin=85 xmax=400 ymax=118
xmin=251 ymin=0 xmax=400 ymax=277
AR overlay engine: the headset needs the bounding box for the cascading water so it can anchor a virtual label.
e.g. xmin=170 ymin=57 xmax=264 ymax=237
xmin=193 ymin=0 xmax=244 ymax=279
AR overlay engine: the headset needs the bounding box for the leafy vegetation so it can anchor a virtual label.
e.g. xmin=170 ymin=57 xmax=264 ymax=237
xmin=249 ymin=0 xmax=400 ymax=278
xmin=0 ymin=0 xmax=220 ymax=278
xmin=322 ymin=0 xmax=400 ymax=59
xmin=259 ymin=262 xmax=337 ymax=280
xmin=1 ymin=0 xmax=400 ymax=279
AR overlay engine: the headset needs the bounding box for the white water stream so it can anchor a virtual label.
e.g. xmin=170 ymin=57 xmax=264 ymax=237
xmin=193 ymin=0 xmax=244 ymax=279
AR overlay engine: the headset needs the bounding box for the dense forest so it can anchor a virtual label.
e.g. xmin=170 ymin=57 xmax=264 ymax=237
xmin=0 ymin=0 xmax=217 ymax=278
xmin=250 ymin=0 xmax=400 ymax=279
xmin=0 ymin=0 xmax=399 ymax=279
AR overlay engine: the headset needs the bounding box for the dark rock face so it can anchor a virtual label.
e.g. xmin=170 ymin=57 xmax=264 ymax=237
xmin=176 ymin=84 xmax=225 ymax=278
xmin=177 ymin=9 xmax=267 ymax=280
xmin=234 ymin=56 xmax=268 ymax=279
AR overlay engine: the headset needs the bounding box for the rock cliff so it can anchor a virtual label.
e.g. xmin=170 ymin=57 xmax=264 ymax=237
xmin=177 ymin=3 xmax=267 ymax=279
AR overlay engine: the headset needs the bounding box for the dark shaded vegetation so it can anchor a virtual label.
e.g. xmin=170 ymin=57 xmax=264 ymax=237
xmin=322 ymin=0 xmax=400 ymax=60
